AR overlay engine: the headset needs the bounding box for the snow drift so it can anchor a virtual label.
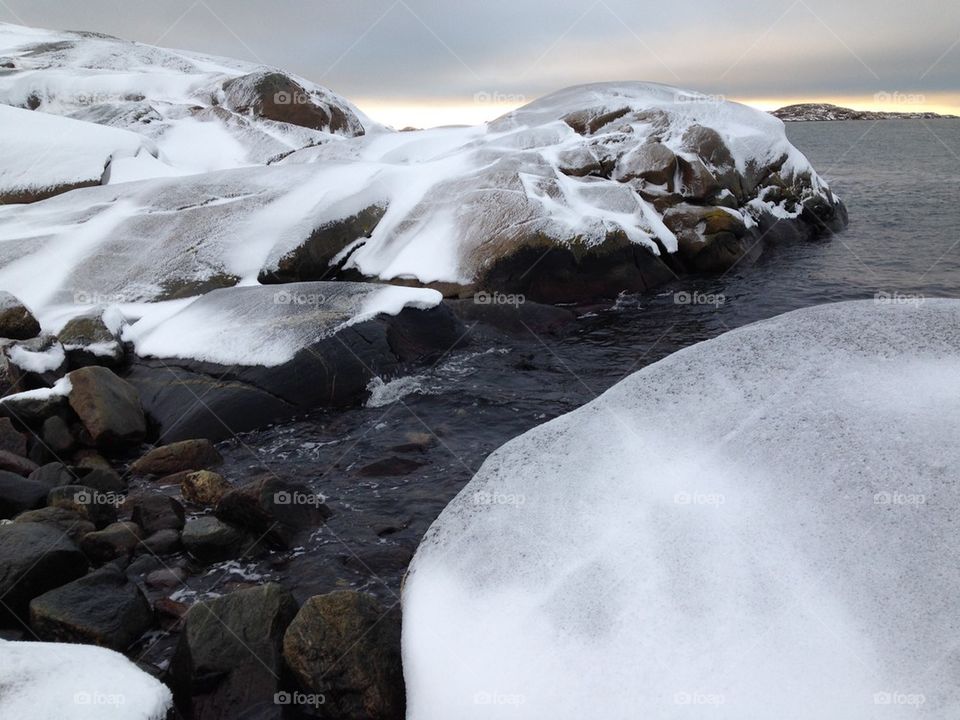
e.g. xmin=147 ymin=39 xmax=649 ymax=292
xmin=403 ymin=300 xmax=960 ymax=719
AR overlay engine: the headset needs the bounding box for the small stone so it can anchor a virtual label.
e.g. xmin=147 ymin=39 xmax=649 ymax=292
xmin=80 ymin=521 xmax=143 ymax=564
xmin=180 ymin=470 xmax=230 ymax=506
xmin=28 ymin=462 xmax=76 ymax=489
xmin=146 ymin=567 xmax=186 ymax=589
xmin=0 ymin=291 xmax=40 ymax=340
xmin=0 ymin=449 xmax=39 ymax=477
xmin=41 ymin=415 xmax=75 ymax=454
xmin=47 ymin=484 xmax=119 ymax=528
xmin=215 ymin=475 xmax=330 ymax=548
xmin=0 ymin=417 xmax=26 ymax=456
xmin=130 ymin=439 xmax=223 ymax=476
xmin=137 ymin=528 xmax=181 ymax=556
xmin=181 ymin=516 xmax=250 ymax=563
xmin=129 ymin=492 xmax=185 ymax=534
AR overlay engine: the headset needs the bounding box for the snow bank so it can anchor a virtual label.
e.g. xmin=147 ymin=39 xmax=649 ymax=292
xmin=126 ymin=282 xmax=442 ymax=366
xmin=0 ymin=640 xmax=172 ymax=719
xmin=403 ymin=300 xmax=960 ymax=719
xmin=0 ymin=104 xmax=155 ymax=200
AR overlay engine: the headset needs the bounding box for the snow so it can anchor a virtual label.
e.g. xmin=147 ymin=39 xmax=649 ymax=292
xmin=403 ymin=300 xmax=960 ymax=719
xmin=6 ymin=339 xmax=64 ymax=373
xmin=0 ymin=640 xmax=172 ymax=720
xmin=0 ymin=375 xmax=72 ymax=406
xmin=0 ymin=104 xmax=154 ymax=197
xmin=125 ymin=282 xmax=442 ymax=366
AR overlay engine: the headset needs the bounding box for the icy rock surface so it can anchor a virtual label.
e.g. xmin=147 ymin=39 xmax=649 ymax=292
xmin=0 ymin=639 xmax=172 ymax=719
xmin=403 ymin=300 xmax=960 ymax=720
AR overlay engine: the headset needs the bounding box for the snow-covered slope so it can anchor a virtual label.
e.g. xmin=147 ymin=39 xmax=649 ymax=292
xmin=0 ymin=22 xmax=371 ymax=177
xmin=0 ymin=103 xmax=165 ymax=202
xmin=0 ymin=640 xmax=172 ymax=719
xmin=403 ymin=300 xmax=960 ymax=719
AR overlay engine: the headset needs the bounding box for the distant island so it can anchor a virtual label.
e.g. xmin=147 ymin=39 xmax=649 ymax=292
xmin=772 ymin=103 xmax=958 ymax=121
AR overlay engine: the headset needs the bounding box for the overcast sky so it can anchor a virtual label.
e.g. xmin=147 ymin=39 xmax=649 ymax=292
xmin=2 ymin=0 xmax=957 ymax=126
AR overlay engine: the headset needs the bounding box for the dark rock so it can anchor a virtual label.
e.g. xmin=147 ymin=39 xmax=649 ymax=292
xmin=0 ymin=449 xmax=38 ymax=477
xmin=0 ymin=292 xmax=40 ymax=340
xmin=0 ymin=386 xmax=67 ymax=424
xmin=47 ymin=484 xmax=119 ymax=528
xmin=76 ymin=466 xmax=125 ymax=494
xmin=80 ymin=521 xmax=143 ymax=564
xmin=41 ymin=415 xmax=75 ymax=454
xmin=146 ymin=567 xmax=186 ymax=589
xmin=29 ymin=567 xmax=153 ymax=651
xmin=137 ymin=528 xmax=181 ymax=556
xmin=180 ymin=470 xmax=231 ymax=506
xmin=181 ymin=516 xmax=251 ymax=563
xmin=71 ymin=449 xmax=113 ymax=471
xmin=283 ymin=591 xmax=404 ymax=720
xmin=447 ymin=298 xmax=577 ymax=337
xmin=0 ymin=470 xmax=48 ymax=518
xmin=126 ymin=554 xmax=163 ymax=577
xmin=128 ymin=493 xmax=185 ymax=535
xmin=215 ymin=476 xmax=330 ymax=548
xmin=66 ymin=366 xmax=146 ymax=447
xmin=130 ymin=439 xmax=223 ymax=476
xmin=58 ymin=312 xmax=125 ymax=368
xmin=2 ymin=334 xmax=67 ymax=389
xmin=169 ymin=583 xmax=299 ymax=718
xmin=614 ymin=141 xmax=677 ymax=187
xmin=357 ymin=456 xmax=426 ymax=477
xmin=13 ymin=506 xmax=96 ymax=543
xmin=28 ymin=462 xmax=76 ymax=489
xmin=0 ymin=522 xmax=88 ymax=620
xmin=0 ymin=417 xmax=26 ymax=456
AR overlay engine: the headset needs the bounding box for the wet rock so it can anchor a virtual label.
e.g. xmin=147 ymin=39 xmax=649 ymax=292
xmin=130 ymin=438 xmax=223 ymax=476
xmin=0 ymin=449 xmax=39 ymax=477
xmin=0 ymin=417 xmax=26 ymax=456
xmin=180 ymin=470 xmax=231 ymax=506
xmin=0 ymin=470 xmax=49 ymax=518
xmin=0 ymin=387 xmax=67 ymax=424
xmin=80 ymin=521 xmax=143 ymax=564
xmin=283 ymin=590 xmax=404 ymax=720
xmin=76 ymin=466 xmax=125 ymax=494
xmin=215 ymin=476 xmax=330 ymax=548
xmin=13 ymin=505 xmax=95 ymax=543
xmin=146 ymin=567 xmax=186 ymax=589
xmin=58 ymin=311 xmax=125 ymax=368
xmin=663 ymin=204 xmax=750 ymax=272
xmin=29 ymin=567 xmax=153 ymax=651
xmin=169 ymin=583 xmax=299 ymax=719
xmin=66 ymin=366 xmax=146 ymax=447
xmin=137 ymin=528 xmax=182 ymax=556
xmin=0 ymin=291 xmax=40 ymax=340
xmin=0 ymin=522 xmax=88 ymax=620
xmin=28 ymin=462 xmax=76 ymax=489
xmin=71 ymin=448 xmax=114 ymax=472
xmin=47 ymin=484 xmax=119 ymax=528
xmin=126 ymin=554 xmax=163 ymax=577
xmin=129 ymin=493 xmax=185 ymax=535
xmin=181 ymin=516 xmax=251 ymax=563
xmin=40 ymin=414 xmax=76 ymax=455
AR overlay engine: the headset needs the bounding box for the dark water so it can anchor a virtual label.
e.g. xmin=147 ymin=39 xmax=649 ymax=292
xmin=141 ymin=120 xmax=960 ymax=661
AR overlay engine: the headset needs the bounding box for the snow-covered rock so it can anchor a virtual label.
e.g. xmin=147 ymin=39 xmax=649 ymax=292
xmin=0 ymin=22 xmax=370 ymax=179
xmin=403 ymin=300 xmax=960 ymax=719
xmin=0 ymin=639 xmax=172 ymax=719
xmin=0 ymin=104 xmax=158 ymax=203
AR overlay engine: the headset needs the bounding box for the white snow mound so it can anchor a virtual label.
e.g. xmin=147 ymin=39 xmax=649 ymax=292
xmin=0 ymin=640 xmax=172 ymax=720
xmin=403 ymin=299 xmax=960 ymax=720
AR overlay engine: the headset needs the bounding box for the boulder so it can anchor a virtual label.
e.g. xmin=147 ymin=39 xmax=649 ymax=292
xmin=57 ymin=311 xmax=125 ymax=368
xmin=29 ymin=567 xmax=153 ymax=651
xmin=0 ymin=385 xmax=68 ymax=424
xmin=0 ymin=522 xmax=88 ymax=620
xmin=28 ymin=462 xmax=75 ymax=489
xmin=0 ymin=417 xmax=26 ymax=456
xmin=181 ymin=516 xmax=251 ymax=563
xmin=0 ymin=292 xmax=40 ymax=340
xmin=614 ymin=141 xmax=677 ymax=187
xmin=145 ymin=567 xmax=186 ymax=589
xmin=40 ymin=415 xmax=75 ymax=454
xmin=0 ymin=450 xmax=38 ymax=477
xmin=66 ymin=366 xmax=145 ymax=447
xmin=129 ymin=493 xmax=185 ymax=534
xmin=180 ymin=470 xmax=231 ymax=506
xmin=169 ymin=583 xmax=299 ymax=719
xmin=13 ymin=506 xmax=95 ymax=543
xmin=130 ymin=439 xmax=223 ymax=476
xmin=2 ymin=334 xmax=67 ymax=389
xmin=0 ymin=470 xmax=48 ymax=518
xmin=47 ymin=484 xmax=119 ymax=528
xmin=216 ymin=475 xmax=330 ymax=548
xmin=137 ymin=528 xmax=181 ymax=556
xmin=75 ymin=466 xmax=125 ymax=494
xmin=80 ymin=521 xmax=143 ymax=564
xmin=283 ymin=591 xmax=404 ymax=720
